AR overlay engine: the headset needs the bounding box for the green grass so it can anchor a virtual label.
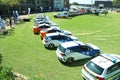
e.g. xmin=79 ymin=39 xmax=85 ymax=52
xmin=0 ymin=12 xmax=120 ymax=80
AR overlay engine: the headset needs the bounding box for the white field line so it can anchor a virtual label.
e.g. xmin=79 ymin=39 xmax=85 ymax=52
xmin=93 ymin=34 xmax=120 ymax=40
xmin=74 ymin=30 xmax=102 ymax=36
xmin=94 ymin=34 xmax=120 ymax=38
xmin=74 ymin=30 xmax=120 ymax=41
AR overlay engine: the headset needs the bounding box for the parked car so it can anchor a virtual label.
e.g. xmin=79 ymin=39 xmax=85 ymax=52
xmin=43 ymin=33 xmax=78 ymax=49
xmin=54 ymin=11 xmax=69 ymax=18
xmin=40 ymin=27 xmax=72 ymax=39
xmin=34 ymin=15 xmax=51 ymax=26
xmin=33 ymin=23 xmax=51 ymax=34
xmin=82 ymin=54 xmax=120 ymax=80
xmin=56 ymin=41 xmax=100 ymax=63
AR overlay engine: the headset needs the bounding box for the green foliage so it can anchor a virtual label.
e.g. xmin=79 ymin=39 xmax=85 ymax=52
xmin=113 ymin=0 xmax=120 ymax=7
xmin=0 ymin=66 xmax=14 ymax=80
xmin=0 ymin=54 xmax=2 ymax=64
xmin=70 ymin=2 xmax=79 ymax=5
xmin=1 ymin=0 xmax=26 ymax=6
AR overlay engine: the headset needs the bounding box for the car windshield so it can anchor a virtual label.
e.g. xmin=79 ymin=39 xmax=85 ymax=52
xmin=86 ymin=61 xmax=104 ymax=75
xmin=58 ymin=45 xmax=66 ymax=53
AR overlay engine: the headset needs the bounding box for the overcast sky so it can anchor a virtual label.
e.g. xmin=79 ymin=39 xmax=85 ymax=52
xmin=70 ymin=0 xmax=95 ymax=4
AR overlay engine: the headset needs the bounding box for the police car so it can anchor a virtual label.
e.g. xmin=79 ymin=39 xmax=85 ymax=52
xmin=43 ymin=33 xmax=78 ymax=49
xmin=56 ymin=41 xmax=100 ymax=63
xmin=82 ymin=54 xmax=120 ymax=80
xmin=54 ymin=11 xmax=69 ymax=18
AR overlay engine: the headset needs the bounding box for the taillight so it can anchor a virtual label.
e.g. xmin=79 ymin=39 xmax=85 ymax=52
xmin=60 ymin=53 xmax=66 ymax=56
xmin=83 ymin=66 xmax=86 ymax=70
xmin=96 ymin=76 xmax=104 ymax=80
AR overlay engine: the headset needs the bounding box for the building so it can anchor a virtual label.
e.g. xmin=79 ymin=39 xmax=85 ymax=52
xmin=53 ymin=0 xmax=69 ymax=10
xmin=0 ymin=0 xmax=70 ymax=17
xmin=94 ymin=0 xmax=113 ymax=8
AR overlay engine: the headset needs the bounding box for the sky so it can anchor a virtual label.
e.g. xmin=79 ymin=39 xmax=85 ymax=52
xmin=70 ymin=0 xmax=95 ymax=4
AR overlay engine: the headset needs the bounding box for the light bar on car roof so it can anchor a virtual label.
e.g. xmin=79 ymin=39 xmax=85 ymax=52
xmin=100 ymin=54 xmax=119 ymax=63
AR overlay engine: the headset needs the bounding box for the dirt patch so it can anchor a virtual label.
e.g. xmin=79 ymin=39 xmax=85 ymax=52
xmin=14 ymin=72 xmax=29 ymax=80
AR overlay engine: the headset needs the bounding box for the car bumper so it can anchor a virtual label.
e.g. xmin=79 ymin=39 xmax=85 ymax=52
xmin=56 ymin=50 xmax=66 ymax=62
xmin=81 ymin=69 xmax=95 ymax=80
xmin=43 ymin=40 xmax=49 ymax=48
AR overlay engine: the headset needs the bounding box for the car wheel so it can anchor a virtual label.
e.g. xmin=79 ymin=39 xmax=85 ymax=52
xmin=37 ymin=31 xmax=40 ymax=34
xmin=66 ymin=57 xmax=74 ymax=63
xmin=64 ymin=16 xmax=67 ymax=18
xmin=48 ymin=43 xmax=55 ymax=49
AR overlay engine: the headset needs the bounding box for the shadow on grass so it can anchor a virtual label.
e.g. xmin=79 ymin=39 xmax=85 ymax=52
xmin=0 ymin=28 xmax=15 ymax=39
xmin=60 ymin=58 xmax=92 ymax=67
xmin=44 ymin=46 xmax=57 ymax=50
xmin=7 ymin=28 xmax=15 ymax=36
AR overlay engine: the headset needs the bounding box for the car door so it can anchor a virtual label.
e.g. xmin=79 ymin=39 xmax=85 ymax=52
xmin=70 ymin=46 xmax=90 ymax=60
xmin=52 ymin=36 xmax=62 ymax=47
xmin=79 ymin=46 xmax=91 ymax=57
xmin=105 ymin=62 xmax=120 ymax=80
xmin=59 ymin=36 xmax=67 ymax=42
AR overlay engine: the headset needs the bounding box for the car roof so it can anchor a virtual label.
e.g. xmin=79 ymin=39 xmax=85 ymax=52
xmin=41 ymin=27 xmax=60 ymax=32
xmin=46 ymin=33 xmax=65 ymax=37
xmin=47 ymin=27 xmax=60 ymax=31
xmin=91 ymin=54 xmax=120 ymax=69
xmin=60 ymin=41 xmax=85 ymax=48
xmin=38 ymin=23 xmax=50 ymax=27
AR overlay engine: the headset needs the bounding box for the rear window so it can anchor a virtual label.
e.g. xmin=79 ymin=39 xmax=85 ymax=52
xmin=58 ymin=45 xmax=66 ymax=53
xmin=86 ymin=61 xmax=104 ymax=75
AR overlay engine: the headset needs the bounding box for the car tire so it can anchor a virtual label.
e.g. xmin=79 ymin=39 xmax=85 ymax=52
xmin=66 ymin=57 xmax=74 ymax=63
xmin=64 ymin=16 xmax=67 ymax=18
xmin=37 ymin=31 xmax=40 ymax=34
xmin=48 ymin=43 xmax=55 ymax=49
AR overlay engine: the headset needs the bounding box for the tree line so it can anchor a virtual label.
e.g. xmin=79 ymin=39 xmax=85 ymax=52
xmin=0 ymin=0 xmax=120 ymax=7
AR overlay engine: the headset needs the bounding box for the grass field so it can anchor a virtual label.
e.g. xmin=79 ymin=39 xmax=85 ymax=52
xmin=0 ymin=12 xmax=120 ymax=80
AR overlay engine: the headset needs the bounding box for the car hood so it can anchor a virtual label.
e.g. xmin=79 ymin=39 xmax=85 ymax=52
xmin=69 ymin=36 xmax=78 ymax=41
xmin=63 ymin=30 xmax=72 ymax=35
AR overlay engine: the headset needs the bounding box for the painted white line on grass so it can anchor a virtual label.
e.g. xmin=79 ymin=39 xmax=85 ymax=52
xmin=94 ymin=34 xmax=120 ymax=38
xmin=74 ymin=30 xmax=102 ymax=36
xmin=93 ymin=34 xmax=120 ymax=41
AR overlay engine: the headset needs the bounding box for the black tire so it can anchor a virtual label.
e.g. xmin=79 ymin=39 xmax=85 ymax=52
xmin=64 ymin=16 xmax=67 ymax=18
xmin=48 ymin=43 xmax=55 ymax=49
xmin=37 ymin=31 xmax=40 ymax=34
xmin=66 ymin=57 xmax=74 ymax=63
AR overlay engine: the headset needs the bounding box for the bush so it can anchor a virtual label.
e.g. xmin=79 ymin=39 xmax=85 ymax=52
xmin=0 ymin=65 xmax=14 ymax=80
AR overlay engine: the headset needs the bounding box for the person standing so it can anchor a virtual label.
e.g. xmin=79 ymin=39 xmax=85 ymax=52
xmin=9 ymin=17 xmax=12 ymax=28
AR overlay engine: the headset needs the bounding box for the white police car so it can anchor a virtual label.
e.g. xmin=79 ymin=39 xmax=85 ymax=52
xmin=56 ymin=41 xmax=100 ymax=63
xmin=43 ymin=33 xmax=78 ymax=49
xmin=82 ymin=54 xmax=120 ymax=80
xmin=54 ymin=11 xmax=69 ymax=18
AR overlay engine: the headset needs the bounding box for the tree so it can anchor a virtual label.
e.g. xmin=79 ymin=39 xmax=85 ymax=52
xmin=113 ymin=0 xmax=120 ymax=7
xmin=1 ymin=0 xmax=26 ymax=6
xmin=70 ymin=2 xmax=79 ymax=5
